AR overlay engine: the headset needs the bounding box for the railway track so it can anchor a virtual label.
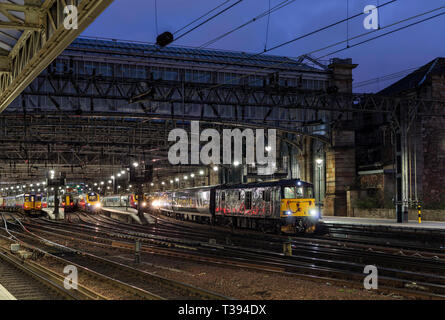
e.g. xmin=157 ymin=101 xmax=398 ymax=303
xmin=0 ymin=251 xmax=68 ymax=300
xmin=6 ymin=212 xmax=445 ymax=299
xmin=0 ymin=213 xmax=230 ymax=300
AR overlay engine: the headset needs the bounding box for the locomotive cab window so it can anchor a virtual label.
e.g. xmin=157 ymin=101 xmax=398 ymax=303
xmin=283 ymin=187 xmax=296 ymax=199
xmin=221 ymin=192 xmax=226 ymax=202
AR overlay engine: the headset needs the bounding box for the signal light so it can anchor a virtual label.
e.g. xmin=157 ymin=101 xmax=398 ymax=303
xmin=156 ymin=32 xmax=174 ymax=47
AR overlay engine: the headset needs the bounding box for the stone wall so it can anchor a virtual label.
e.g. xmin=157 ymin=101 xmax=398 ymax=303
xmin=324 ymin=130 xmax=356 ymax=216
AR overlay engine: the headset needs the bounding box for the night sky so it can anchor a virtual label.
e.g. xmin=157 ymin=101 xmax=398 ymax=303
xmin=82 ymin=0 xmax=445 ymax=93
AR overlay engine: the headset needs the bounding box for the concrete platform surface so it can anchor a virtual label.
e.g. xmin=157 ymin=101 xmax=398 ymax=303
xmin=0 ymin=283 xmax=16 ymax=300
xmin=321 ymin=216 xmax=445 ymax=230
xmin=102 ymin=207 xmax=155 ymax=224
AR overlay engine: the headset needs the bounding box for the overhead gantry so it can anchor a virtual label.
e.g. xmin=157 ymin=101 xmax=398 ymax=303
xmin=0 ymin=0 xmax=113 ymax=113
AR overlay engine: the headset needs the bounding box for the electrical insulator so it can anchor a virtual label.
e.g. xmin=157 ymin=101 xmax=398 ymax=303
xmin=156 ymin=32 xmax=174 ymax=47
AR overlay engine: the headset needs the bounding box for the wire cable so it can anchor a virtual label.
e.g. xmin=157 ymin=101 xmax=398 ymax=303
xmin=199 ymin=0 xmax=297 ymax=49
xmin=317 ymin=7 xmax=445 ymax=59
xmin=173 ymin=0 xmax=232 ymax=36
xmin=173 ymin=0 xmax=245 ymax=44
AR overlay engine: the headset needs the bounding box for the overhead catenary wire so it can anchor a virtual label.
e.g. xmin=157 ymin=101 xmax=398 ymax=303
xmin=354 ymin=60 xmax=445 ymax=90
xmin=173 ymin=0 xmax=245 ymax=44
xmin=176 ymin=0 xmax=397 ymax=93
xmin=128 ymin=2 xmax=442 ymax=113
xmin=199 ymin=0 xmax=297 ymax=49
xmin=173 ymin=0 xmax=232 ymax=36
xmin=175 ymin=0 xmax=402 ymax=95
xmin=316 ymin=6 xmax=445 ymax=59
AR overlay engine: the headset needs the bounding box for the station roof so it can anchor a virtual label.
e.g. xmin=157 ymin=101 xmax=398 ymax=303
xmin=380 ymin=57 xmax=445 ymax=95
xmin=67 ymin=37 xmax=319 ymax=72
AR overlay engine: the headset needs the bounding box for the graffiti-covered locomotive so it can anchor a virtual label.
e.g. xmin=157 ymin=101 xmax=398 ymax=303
xmin=152 ymin=179 xmax=319 ymax=233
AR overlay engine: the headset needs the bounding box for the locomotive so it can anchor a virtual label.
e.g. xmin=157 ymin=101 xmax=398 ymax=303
xmin=77 ymin=192 xmax=102 ymax=213
xmin=150 ymin=179 xmax=319 ymax=233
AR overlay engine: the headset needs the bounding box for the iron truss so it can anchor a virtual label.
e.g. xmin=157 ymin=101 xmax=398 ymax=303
xmin=0 ymin=115 xmax=248 ymax=182
xmin=0 ymin=0 xmax=113 ymax=113
xmin=14 ymin=72 xmax=445 ymax=120
xmin=3 ymin=61 xmax=445 ymax=183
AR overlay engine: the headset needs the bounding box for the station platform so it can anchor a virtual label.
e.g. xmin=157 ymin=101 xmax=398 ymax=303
xmin=321 ymin=216 xmax=445 ymax=231
xmin=42 ymin=208 xmax=65 ymax=220
xmin=0 ymin=283 xmax=16 ymax=300
xmin=101 ymin=207 xmax=155 ymax=224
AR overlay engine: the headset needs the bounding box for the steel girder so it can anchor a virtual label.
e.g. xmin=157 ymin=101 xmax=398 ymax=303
xmin=0 ymin=0 xmax=113 ymax=113
xmin=15 ymin=72 xmax=445 ymax=126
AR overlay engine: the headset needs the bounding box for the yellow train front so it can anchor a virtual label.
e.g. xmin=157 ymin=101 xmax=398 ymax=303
xmin=279 ymin=181 xmax=319 ymax=233
xmin=78 ymin=192 xmax=102 ymax=213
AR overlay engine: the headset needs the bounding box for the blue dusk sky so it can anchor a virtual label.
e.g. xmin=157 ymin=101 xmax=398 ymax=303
xmin=82 ymin=0 xmax=445 ymax=92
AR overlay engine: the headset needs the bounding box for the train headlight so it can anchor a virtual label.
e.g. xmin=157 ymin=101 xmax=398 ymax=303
xmin=152 ymin=200 xmax=160 ymax=208
xmin=95 ymin=203 xmax=102 ymax=209
xmin=285 ymin=210 xmax=292 ymax=215
xmin=310 ymin=209 xmax=319 ymax=218
xmin=142 ymin=202 xmax=147 ymax=207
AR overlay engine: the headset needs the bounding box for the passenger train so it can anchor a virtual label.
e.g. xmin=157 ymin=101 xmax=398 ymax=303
xmin=0 ymin=193 xmax=43 ymax=216
xmin=150 ymin=179 xmax=319 ymax=233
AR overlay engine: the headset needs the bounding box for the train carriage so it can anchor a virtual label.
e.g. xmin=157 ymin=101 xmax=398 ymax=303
xmin=1 ymin=193 xmax=42 ymax=216
xmin=151 ymin=179 xmax=319 ymax=233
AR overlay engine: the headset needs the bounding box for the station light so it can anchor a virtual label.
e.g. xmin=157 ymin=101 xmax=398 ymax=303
xmin=133 ymin=162 xmax=139 ymax=168
xmin=150 ymin=183 xmax=154 ymax=186
xmin=175 ymin=178 xmax=179 ymax=182
xmin=121 ymin=170 xmax=125 ymax=175
xmin=213 ymin=166 xmax=219 ymax=172
xmin=117 ymin=186 xmax=121 ymax=189
xmin=108 ymin=180 xmax=112 ymax=184
xmin=117 ymin=173 xmax=121 ymax=177
xmin=199 ymin=170 xmax=204 ymax=175
xmin=233 ymin=161 xmax=240 ymax=167
xmin=101 ymin=182 xmax=104 ymax=185
xmin=190 ymin=174 xmax=195 ymax=178
xmin=94 ymin=183 xmax=98 ymax=186
xmin=111 ymin=176 xmax=115 ymax=180
xmin=161 ymin=182 xmax=165 ymax=185
xmin=30 ymin=184 xmax=33 ymax=187
xmin=316 ymin=158 xmax=324 ymax=166
xmin=265 ymin=146 xmax=272 ymax=152
xmin=170 ymin=180 xmax=174 ymax=184
xmin=184 ymin=176 xmax=188 ymax=180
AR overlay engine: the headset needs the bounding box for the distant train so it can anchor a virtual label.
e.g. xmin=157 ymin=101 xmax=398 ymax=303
xmin=77 ymin=192 xmax=102 ymax=213
xmin=102 ymin=195 xmax=129 ymax=207
xmin=150 ymin=179 xmax=320 ymax=233
xmin=46 ymin=192 xmax=102 ymax=213
xmin=0 ymin=193 xmax=43 ymax=216
xmin=128 ymin=194 xmax=148 ymax=209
